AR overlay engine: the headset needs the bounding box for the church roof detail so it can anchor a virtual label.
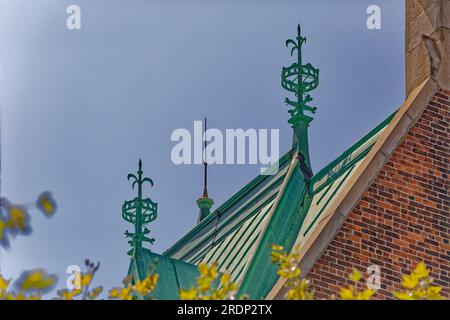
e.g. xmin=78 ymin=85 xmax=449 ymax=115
xmin=124 ymin=24 xmax=412 ymax=300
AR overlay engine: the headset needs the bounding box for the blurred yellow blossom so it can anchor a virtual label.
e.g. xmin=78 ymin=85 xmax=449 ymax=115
xmin=394 ymin=262 xmax=443 ymax=300
xmin=0 ymin=194 xmax=56 ymax=249
xmin=135 ymin=274 xmax=159 ymax=296
xmin=179 ymin=262 xmax=237 ymax=300
xmin=15 ymin=269 xmax=57 ymax=293
xmin=109 ymin=283 xmax=133 ymax=300
xmin=271 ymin=244 xmax=314 ymax=300
xmin=339 ymin=268 xmax=375 ymax=300
xmin=87 ymin=286 xmax=103 ymax=300
xmin=6 ymin=206 xmax=31 ymax=233
xmin=348 ymin=269 xmax=362 ymax=282
xmin=57 ymin=288 xmax=82 ymax=300
xmin=179 ymin=287 xmax=197 ymax=300
xmin=36 ymin=192 xmax=57 ymax=217
xmin=0 ymin=274 xmax=11 ymax=299
xmin=109 ymin=272 xmax=158 ymax=300
xmin=0 ymin=220 xmax=6 ymax=241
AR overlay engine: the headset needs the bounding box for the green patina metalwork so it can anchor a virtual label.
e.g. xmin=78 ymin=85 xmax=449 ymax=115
xmin=163 ymin=150 xmax=294 ymax=258
xmin=238 ymin=161 xmax=312 ymax=299
xmin=282 ymin=24 xmax=319 ymax=125
xmin=282 ymin=25 xmax=319 ymax=169
xmin=121 ymin=24 xmax=404 ymax=300
xmin=122 ymin=159 xmax=158 ymax=256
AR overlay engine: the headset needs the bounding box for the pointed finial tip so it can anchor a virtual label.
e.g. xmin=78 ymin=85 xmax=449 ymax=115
xmin=297 ymin=24 xmax=301 ymax=34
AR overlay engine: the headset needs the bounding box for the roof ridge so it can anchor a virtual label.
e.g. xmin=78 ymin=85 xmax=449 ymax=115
xmin=310 ymin=109 xmax=398 ymax=185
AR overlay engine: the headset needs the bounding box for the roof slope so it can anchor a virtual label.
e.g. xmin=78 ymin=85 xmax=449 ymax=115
xmin=295 ymin=110 xmax=397 ymax=249
xmin=152 ymin=109 xmax=395 ymax=299
xmin=164 ymin=150 xmax=294 ymax=282
xmin=129 ymin=93 xmax=402 ymax=300
xmin=238 ymin=110 xmax=397 ymax=299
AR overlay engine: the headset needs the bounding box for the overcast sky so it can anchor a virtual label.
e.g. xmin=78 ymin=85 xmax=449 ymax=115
xmin=0 ymin=0 xmax=404 ymax=296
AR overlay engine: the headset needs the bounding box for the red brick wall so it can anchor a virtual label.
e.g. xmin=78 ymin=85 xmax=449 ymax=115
xmin=307 ymin=89 xmax=450 ymax=299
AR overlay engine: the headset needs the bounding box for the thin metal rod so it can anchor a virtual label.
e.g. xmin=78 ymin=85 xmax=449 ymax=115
xmin=203 ymin=118 xmax=208 ymax=198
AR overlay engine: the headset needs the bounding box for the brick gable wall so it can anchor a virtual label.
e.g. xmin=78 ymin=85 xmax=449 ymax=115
xmin=307 ymin=89 xmax=450 ymax=299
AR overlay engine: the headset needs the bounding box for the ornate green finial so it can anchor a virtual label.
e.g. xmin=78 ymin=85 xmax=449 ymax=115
xmin=281 ymin=24 xmax=319 ymax=169
xmin=122 ymin=159 xmax=158 ymax=256
xmin=282 ymin=24 xmax=319 ymax=125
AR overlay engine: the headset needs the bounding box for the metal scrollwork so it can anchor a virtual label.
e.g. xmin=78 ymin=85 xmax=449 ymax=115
xmin=121 ymin=159 xmax=158 ymax=255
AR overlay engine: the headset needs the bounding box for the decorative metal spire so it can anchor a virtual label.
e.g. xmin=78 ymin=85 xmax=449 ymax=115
xmin=197 ymin=118 xmax=214 ymax=224
xmin=282 ymin=24 xmax=319 ymax=123
xmin=122 ymin=159 xmax=158 ymax=256
xmin=281 ymin=24 xmax=319 ymax=169
xmin=202 ymin=118 xmax=209 ymax=198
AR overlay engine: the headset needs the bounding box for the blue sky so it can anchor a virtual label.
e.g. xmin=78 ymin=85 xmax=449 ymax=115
xmin=0 ymin=0 xmax=404 ymax=296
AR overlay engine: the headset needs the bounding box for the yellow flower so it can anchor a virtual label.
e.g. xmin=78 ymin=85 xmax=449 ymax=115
xmin=286 ymin=279 xmax=314 ymax=300
xmin=270 ymin=244 xmax=315 ymax=300
xmin=412 ymin=262 xmax=429 ymax=279
xmin=220 ymin=273 xmax=231 ymax=287
xmin=179 ymin=287 xmax=198 ymax=300
xmin=6 ymin=206 xmax=30 ymax=233
xmin=0 ymin=220 xmax=6 ymax=241
xmin=356 ymin=289 xmax=375 ymax=300
xmin=426 ymin=286 xmax=443 ymax=300
xmin=270 ymin=251 xmax=283 ymax=263
xmin=338 ymin=268 xmax=376 ymax=300
xmin=340 ymin=287 xmax=355 ymax=300
xmin=36 ymin=192 xmax=57 ymax=217
xmin=271 ymin=244 xmax=284 ymax=252
xmin=402 ymin=274 xmax=419 ymax=289
xmin=16 ymin=269 xmax=57 ymax=293
xmin=395 ymin=262 xmax=443 ymax=300
xmin=178 ymin=263 xmax=237 ymax=300
xmin=198 ymin=263 xmax=218 ymax=279
xmin=81 ymin=273 xmax=93 ymax=288
xmin=57 ymin=288 xmax=82 ymax=300
xmin=348 ymin=269 xmax=362 ymax=282
xmin=196 ymin=263 xmax=218 ymax=293
xmin=394 ymin=291 xmax=413 ymax=300
xmin=0 ymin=274 xmax=10 ymax=292
xmin=88 ymin=286 xmax=103 ymax=300
xmin=134 ymin=279 xmax=148 ymax=295
xmin=108 ymin=286 xmax=133 ymax=300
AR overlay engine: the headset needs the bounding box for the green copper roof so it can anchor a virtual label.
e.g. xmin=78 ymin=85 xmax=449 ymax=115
xmin=144 ymin=109 xmax=397 ymax=300
xmin=163 ymin=150 xmax=294 ymax=261
xmin=122 ymin=23 xmax=402 ymax=300
xmin=125 ymin=26 xmax=398 ymax=296
xmin=128 ymin=249 xmax=207 ymax=300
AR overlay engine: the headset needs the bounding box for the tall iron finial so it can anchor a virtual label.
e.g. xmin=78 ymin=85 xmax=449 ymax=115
xmin=122 ymin=159 xmax=158 ymax=256
xmin=282 ymin=24 xmax=319 ymax=125
xmin=281 ymin=24 xmax=319 ymax=170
